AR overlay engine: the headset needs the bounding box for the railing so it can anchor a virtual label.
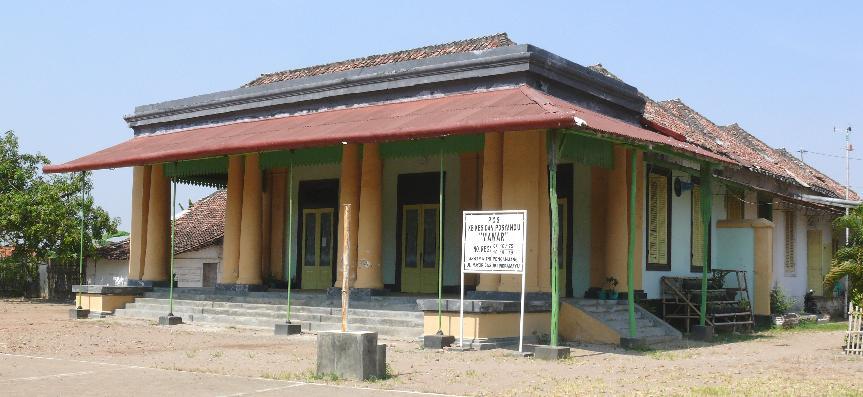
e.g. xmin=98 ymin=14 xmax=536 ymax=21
xmin=847 ymin=303 xmax=863 ymax=355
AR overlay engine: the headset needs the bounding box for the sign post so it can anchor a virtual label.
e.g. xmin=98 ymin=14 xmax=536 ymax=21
xmin=460 ymin=210 xmax=527 ymax=352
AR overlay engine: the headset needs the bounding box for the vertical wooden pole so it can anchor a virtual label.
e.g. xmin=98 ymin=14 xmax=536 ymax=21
xmin=547 ymin=130 xmax=560 ymax=346
xmin=627 ymin=150 xmax=638 ymax=338
xmin=341 ymin=204 xmax=352 ymax=332
xmin=169 ymin=164 xmax=177 ymax=316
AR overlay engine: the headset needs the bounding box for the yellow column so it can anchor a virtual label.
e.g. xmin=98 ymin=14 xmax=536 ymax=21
xmin=537 ymin=133 xmax=551 ymax=292
xmin=220 ymin=155 xmax=244 ymax=284
xmin=499 ymin=131 xmax=544 ymax=293
xmin=605 ymin=145 xmax=629 ymax=288
xmin=336 ymin=144 xmax=362 ymax=287
xmin=128 ymin=165 xmax=151 ymax=281
xmin=459 ymin=153 xmax=481 ymax=286
xmin=142 ymin=164 xmax=170 ymax=282
xmin=476 ymin=132 xmax=503 ymax=292
xmin=269 ymin=168 xmax=287 ymax=280
xmin=590 ymin=166 xmax=609 ymax=288
xmin=261 ymin=170 xmax=272 ymax=279
xmin=354 ymin=143 xmax=384 ymax=290
xmin=753 ymin=219 xmax=774 ymax=316
xmin=237 ymin=153 xmax=263 ymax=285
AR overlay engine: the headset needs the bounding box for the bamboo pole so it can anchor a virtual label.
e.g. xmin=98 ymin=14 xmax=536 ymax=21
xmin=77 ymin=172 xmax=86 ymax=310
xmin=286 ymin=155 xmax=294 ymax=323
xmin=168 ymin=163 xmax=177 ymax=316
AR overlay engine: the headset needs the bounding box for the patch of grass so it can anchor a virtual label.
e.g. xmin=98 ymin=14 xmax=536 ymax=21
xmin=465 ymin=369 xmax=478 ymax=377
xmin=210 ymin=350 xmax=223 ymax=358
xmin=690 ymin=386 xmax=731 ymax=396
xmin=768 ymin=321 xmax=847 ymax=334
xmin=184 ymin=350 xmax=197 ymax=359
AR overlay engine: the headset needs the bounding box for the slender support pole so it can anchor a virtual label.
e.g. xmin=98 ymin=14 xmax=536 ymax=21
xmin=699 ymin=163 xmax=713 ymax=326
xmin=627 ymin=150 xmax=638 ymax=338
xmin=286 ymin=155 xmax=294 ymax=323
xmin=169 ymin=163 xmax=177 ymax=316
xmin=437 ymin=145 xmax=444 ymax=333
xmin=547 ymin=130 xmax=560 ymax=346
xmin=77 ymin=172 xmax=86 ymax=309
xmin=341 ymin=204 xmax=352 ymax=332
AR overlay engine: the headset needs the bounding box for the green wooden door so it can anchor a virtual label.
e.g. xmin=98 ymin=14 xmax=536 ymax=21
xmin=301 ymin=208 xmax=334 ymax=289
xmin=401 ymin=204 xmax=439 ymax=293
xmin=806 ymin=229 xmax=824 ymax=295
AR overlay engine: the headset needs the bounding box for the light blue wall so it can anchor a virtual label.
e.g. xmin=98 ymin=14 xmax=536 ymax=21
xmin=571 ymin=162 xmax=592 ymax=297
xmin=715 ymin=227 xmax=755 ymax=295
xmin=381 ymin=154 xmax=461 ymax=286
xmin=641 ymin=168 xmax=727 ymax=298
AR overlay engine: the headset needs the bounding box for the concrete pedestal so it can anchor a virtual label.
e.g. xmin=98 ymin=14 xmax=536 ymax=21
xmin=690 ymin=325 xmax=714 ymax=342
xmin=423 ymin=334 xmax=455 ymax=349
xmin=533 ymin=345 xmax=571 ymax=360
xmin=274 ymin=322 xmax=302 ymax=336
xmin=316 ymin=331 xmax=385 ymax=380
xmin=158 ymin=315 xmax=183 ymax=326
xmin=69 ymin=308 xmax=90 ymax=319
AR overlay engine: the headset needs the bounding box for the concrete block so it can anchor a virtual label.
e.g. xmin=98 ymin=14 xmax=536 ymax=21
xmin=316 ymin=331 xmax=381 ymax=380
xmin=690 ymin=325 xmax=714 ymax=342
xmin=423 ymin=334 xmax=455 ymax=349
xmin=376 ymin=344 xmax=387 ymax=379
xmin=274 ymin=322 xmax=302 ymax=336
xmin=158 ymin=315 xmax=183 ymax=326
xmin=69 ymin=308 xmax=90 ymax=320
xmin=533 ymin=345 xmax=571 ymax=361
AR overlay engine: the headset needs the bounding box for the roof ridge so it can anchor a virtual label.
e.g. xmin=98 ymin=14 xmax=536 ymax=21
xmin=244 ymin=33 xmax=515 ymax=87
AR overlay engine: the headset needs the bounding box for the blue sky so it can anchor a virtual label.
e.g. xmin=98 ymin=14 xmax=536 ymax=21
xmin=2 ymin=1 xmax=861 ymax=231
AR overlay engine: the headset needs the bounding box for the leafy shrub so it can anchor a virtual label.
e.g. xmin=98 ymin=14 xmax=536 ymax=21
xmin=770 ymin=285 xmax=796 ymax=315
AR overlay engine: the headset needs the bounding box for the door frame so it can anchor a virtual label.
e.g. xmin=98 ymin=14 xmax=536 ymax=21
xmin=295 ymin=178 xmax=339 ymax=289
xmin=394 ymin=172 xmax=444 ymax=293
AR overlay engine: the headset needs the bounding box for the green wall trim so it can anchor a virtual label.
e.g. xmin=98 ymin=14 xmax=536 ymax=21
xmin=559 ymin=132 xmax=614 ymax=169
xmin=379 ymin=134 xmax=484 ymax=159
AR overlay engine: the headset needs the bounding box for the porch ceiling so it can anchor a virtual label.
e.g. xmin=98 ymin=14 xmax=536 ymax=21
xmin=44 ymin=85 xmax=731 ymax=173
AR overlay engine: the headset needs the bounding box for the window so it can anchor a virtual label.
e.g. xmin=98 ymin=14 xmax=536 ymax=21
xmin=785 ymin=211 xmax=795 ymax=275
xmin=757 ymin=193 xmax=773 ymax=221
xmin=691 ymin=182 xmax=711 ymax=272
xmin=646 ymin=166 xmax=671 ymax=271
xmin=725 ymin=188 xmax=743 ymax=220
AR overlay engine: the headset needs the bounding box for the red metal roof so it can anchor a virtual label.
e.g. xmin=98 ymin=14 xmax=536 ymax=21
xmin=44 ymin=85 xmax=730 ymax=173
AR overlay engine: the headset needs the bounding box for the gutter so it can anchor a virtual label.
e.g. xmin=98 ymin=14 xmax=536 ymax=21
xmin=799 ymin=194 xmax=862 ymax=209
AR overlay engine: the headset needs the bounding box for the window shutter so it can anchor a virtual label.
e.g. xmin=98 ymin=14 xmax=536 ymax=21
xmin=692 ymin=185 xmax=704 ymax=268
xmin=785 ymin=211 xmax=795 ymax=274
xmin=647 ymin=171 xmax=669 ymax=267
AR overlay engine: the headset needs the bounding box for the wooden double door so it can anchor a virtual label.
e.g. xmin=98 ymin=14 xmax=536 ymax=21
xmin=297 ymin=179 xmax=338 ymax=290
xmin=397 ymin=173 xmax=442 ymax=293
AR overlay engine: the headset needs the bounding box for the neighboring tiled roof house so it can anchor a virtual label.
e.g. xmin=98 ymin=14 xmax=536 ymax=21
xmin=97 ymin=190 xmax=227 ymax=260
xmin=245 ymin=33 xmax=515 ymax=87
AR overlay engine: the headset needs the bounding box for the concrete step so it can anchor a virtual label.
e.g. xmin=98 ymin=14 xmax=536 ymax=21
xmin=126 ymin=300 xmax=422 ymax=321
xmin=605 ymin=318 xmax=656 ymax=330
xmin=114 ymin=308 xmax=422 ymax=338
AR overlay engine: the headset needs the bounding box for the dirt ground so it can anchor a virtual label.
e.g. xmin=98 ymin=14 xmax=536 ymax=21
xmin=1 ymin=299 xmax=861 ymax=396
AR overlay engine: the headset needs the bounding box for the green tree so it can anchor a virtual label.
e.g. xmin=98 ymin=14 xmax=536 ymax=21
xmin=0 ymin=130 xmax=118 ymax=295
xmin=824 ymin=205 xmax=863 ymax=306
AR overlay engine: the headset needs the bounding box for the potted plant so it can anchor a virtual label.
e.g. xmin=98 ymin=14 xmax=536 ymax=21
xmin=604 ymin=277 xmax=619 ymax=300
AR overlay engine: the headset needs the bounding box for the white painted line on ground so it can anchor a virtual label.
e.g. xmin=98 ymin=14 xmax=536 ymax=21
xmin=0 ymin=352 xmax=465 ymax=397
xmin=217 ymin=383 xmax=305 ymax=397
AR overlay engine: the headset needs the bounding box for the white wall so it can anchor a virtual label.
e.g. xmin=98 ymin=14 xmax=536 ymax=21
xmin=86 ymin=258 xmax=128 ymax=286
xmin=174 ymin=245 xmax=222 ymax=287
xmin=771 ymin=204 xmax=808 ymax=310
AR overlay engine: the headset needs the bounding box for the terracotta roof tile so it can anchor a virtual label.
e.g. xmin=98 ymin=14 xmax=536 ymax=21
xmin=244 ymin=33 xmax=515 ymax=87
xmin=97 ymin=190 xmax=226 ymax=260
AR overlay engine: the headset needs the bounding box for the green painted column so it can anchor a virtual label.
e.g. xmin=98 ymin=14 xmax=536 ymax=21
xmin=77 ymin=172 xmax=86 ymax=309
xmin=168 ymin=163 xmax=177 ymax=316
xmin=547 ymin=130 xmax=560 ymax=346
xmin=699 ymin=163 xmax=713 ymax=326
xmin=437 ymin=145 xmax=444 ymax=333
xmin=627 ymin=150 xmax=638 ymax=338
xmin=286 ymin=155 xmax=294 ymax=323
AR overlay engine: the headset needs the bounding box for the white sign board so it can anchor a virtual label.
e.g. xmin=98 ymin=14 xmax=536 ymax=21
xmin=459 ymin=210 xmax=528 ymax=352
xmin=462 ymin=210 xmax=527 ymax=274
